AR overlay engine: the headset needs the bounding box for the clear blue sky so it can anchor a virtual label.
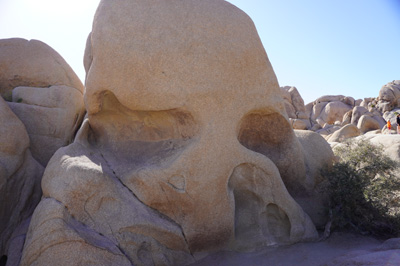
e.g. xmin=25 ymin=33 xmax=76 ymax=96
xmin=1 ymin=0 xmax=399 ymax=104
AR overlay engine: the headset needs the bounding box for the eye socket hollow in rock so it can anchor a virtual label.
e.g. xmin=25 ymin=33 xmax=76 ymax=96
xmin=87 ymin=90 xmax=199 ymax=170
xmin=237 ymin=111 xmax=307 ymax=195
xmin=237 ymin=112 xmax=293 ymax=163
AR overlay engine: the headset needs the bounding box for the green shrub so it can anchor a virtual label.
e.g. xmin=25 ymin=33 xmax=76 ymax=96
xmin=323 ymin=138 xmax=400 ymax=237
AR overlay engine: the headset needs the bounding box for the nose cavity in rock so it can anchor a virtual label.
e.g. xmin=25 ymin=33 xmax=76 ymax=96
xmin=228 ymin=163 xmax=294 ymax=250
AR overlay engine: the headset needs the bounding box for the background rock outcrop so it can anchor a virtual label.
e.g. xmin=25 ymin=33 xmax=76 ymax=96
xmin=0 ymin=38 xmax=85 ymax=265
xmin=0 ymin=97 xmax=43 ymax=266
xmin=281 ymin=86 xmax=310 ymax=129
xmin=0 ymin=38 xmax=85 ymax=166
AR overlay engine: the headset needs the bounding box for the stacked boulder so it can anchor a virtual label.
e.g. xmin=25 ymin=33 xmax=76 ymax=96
xmin=376 ymin=80 xmax=400 ymax=112
xmin=308 ymin=94 xmax=386 ymax=142
xmin=0 ymin=38 xmax=85 ymax=266
xmin=280 ymin=86 xmax=310 ymax=129
xmin=282 ymin=83 xmax=400 ymax=143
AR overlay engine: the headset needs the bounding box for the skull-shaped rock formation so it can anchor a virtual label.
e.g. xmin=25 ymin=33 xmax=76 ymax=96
xmin=21 ymin=1 xmax=322 ymax=265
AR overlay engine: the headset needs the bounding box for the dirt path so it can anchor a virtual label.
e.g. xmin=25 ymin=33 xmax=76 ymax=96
xmin=190 ymin=232 xmax=387 ymax=266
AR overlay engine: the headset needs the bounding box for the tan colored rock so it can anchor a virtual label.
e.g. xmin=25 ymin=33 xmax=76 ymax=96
xmin=281 ymin=87 xmax=309 ymax=129
xmin=357 ymin=115 xmax=381 ymax=134
xmin=0 ymin=38 xmax=84 ymax=100
xmin=0 ymin=38 xmax=85 ymax=166
xmin=291 ymin=118 xmax=308 ymax=130
xmin=341 ymin=110 xmax=352 ymax=126
xmin=351 ymin=106 xmax=369 ymax=125
xmin=315 ymin=95 xmax=345 ymax=103
xmin=294 ymin=130 xmax=334 ymax=226
xmin=367 ymin=135 xmax=400 ymax=161
xmin=311 ymin=102 xmax=327 ymax=121
xmin=284 ymin=101 xmax=297 ymax=118
xmin=22 ymin=1 xmax=320 ymax=264
xmin=317 ymin=125 xmax=341 ymax=136
xmin=327 ymin=124 xmax=360 ymax=143
xmin=343 ymin=96 xmax=355 ymax=107
xmin=305 ymin=102 xmax=313 ymax=118
xmin=8 ymin=85 xmax=85 ymax=165
xmin=355 ymin=99 xmax=362 ymax=106
xmin=377 ymin=80 xmax=400 ymax=112
xmin=0 ymin=97 xmax=43 ymax=266
xmin=288 ymin=87 xmax=307 ymax=117
xmin=319 ymin=101 xmax=352 ymax=125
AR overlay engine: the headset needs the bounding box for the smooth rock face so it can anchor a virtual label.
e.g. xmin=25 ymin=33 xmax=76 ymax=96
xmin=22 ymin=1 xmax=323 ymax=264
xmin=0 ymin=38 xmax=85 ymax=265
xmin=281 ymin=86 xmax=310 ymax=129
xmin=0 ymin=38 xmax=83 ymax=100
xmin=0 ymin=38 xmax=85 ymax=166
xmin=319 ymin=101 xmax=352 ymax=125
xmin=377 ymin=80 xmax=400 ymax=112
xmin=357 ymin=115 xmax=381 ymax=134
xmin=327 ymin=124 xmax=361 ymax=143
xmin=0 ymin=97 xmax=43 ymax=266
xmin=294 ymin=130 xmax=334 ymax=226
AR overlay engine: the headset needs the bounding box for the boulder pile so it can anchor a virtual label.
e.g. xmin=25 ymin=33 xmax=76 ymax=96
xmin=282 ymin=80 xmax=400 ymax=143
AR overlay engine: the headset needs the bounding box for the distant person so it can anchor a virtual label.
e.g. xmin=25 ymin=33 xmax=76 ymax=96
xmin=388 ymin=120 xmax=392 ymax=134
xmin=397 ymin=114 xmax=400 ymax=134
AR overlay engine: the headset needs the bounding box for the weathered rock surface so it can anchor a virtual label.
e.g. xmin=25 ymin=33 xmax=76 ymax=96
xmin=21 ymin=1 xmax=328 ymax=265
xmin=0 ymin=97 xmax=43 ymax=266
xmin=0 ymin=38 xmax=85 ymax=265
xmin=0 ymin=38 xmax=83 ymax=100
xmin=294 ymin=130 xmax=334 ymax=226
xmin=377 ymin=80 xmax=400 ymax=112
xmin=318 ymin=101 xmax=353 ymax=126
xmin=326 ymin=124 xmax=361 ymax=143
xmin=357 ymin=114 xmax=381 ymax=134
xmin=281 ymin=86 xmax=310 ymax=129
xmin=0 ymin=38 xmax=85 ymax=166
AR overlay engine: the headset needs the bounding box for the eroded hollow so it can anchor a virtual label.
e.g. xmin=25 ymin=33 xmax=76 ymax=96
xmin=88 ymin=91 xmax=198 ymax=169
xmin=262 ymin=203 xmax=290 ymax=244
xmin=229 ymin=164 xmax=291 ymax=249
xmin=237 ymin=112 xmax=305 ymax=193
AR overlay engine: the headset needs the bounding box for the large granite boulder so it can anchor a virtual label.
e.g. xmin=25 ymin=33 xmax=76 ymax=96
xmin=281 ymin=86 xmax=310 ymax=129
xmin=327 ymin=124 xmax=361 ymax=143
xmin=294 ymin=130 xmax=335 ymax=226
xmin=0 ymin=38 xmax=85 ymax=166
xmin=0 ymin=38 xmax=83 ymax=100
xmin=0 ymin=97 xmax=43 ymax=266
xmin=21 ymin=1 xmax=328 ymax=265
xmin=0 ymin=38 xmax=86 ymax=265
xmin=377 ymin=80 xmax=400 ymax=112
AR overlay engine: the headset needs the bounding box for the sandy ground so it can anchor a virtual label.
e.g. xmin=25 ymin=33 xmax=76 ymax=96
xmin=189 ymin=232 xmax=387 ymax=266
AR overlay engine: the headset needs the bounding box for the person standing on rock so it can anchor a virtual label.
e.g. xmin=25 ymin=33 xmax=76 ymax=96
xmin=387 ymin=120 xmax=392 ymax=134
xmin=397 ymin=114 xmax=400 ymax=134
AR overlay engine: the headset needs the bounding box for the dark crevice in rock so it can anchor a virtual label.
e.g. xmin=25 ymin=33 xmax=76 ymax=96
xmin=98 ymin=152 xmax=194 ymax=258
xmin=42 ymin=197 xmax=134 ymax=265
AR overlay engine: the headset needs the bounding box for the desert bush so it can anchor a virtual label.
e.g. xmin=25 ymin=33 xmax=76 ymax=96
xmin=323 ymin=138 xmax=400 ymax=237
